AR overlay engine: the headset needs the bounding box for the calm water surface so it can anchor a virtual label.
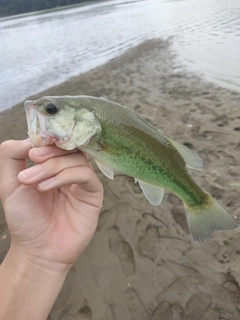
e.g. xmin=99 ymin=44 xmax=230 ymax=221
xmin=0 ymin=0 xmax=240 ymax=111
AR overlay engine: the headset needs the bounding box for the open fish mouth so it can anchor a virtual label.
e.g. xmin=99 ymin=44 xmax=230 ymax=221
xmin=24 ymin=100 xmax=55 ymax=147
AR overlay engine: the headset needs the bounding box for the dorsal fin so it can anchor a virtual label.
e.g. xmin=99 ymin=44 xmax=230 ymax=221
xmin=166 ymin=137 xmax=202 ymax=171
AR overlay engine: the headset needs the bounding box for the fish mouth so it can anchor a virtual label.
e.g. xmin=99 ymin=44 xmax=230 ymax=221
xmin=24 ymin=100 xmax=55 ymax=147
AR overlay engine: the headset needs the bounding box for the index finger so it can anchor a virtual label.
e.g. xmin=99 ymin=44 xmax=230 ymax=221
xmin=0 ymin=139 xmax=32 ymax=201
xmin=28 ymin=145 xmax=80 ymax=164
xmin=0 ymin=139 xmax=31 ymax=160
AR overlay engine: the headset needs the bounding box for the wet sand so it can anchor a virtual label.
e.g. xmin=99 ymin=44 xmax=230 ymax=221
xmin=1 ymin=39 xmax=240 ymax=320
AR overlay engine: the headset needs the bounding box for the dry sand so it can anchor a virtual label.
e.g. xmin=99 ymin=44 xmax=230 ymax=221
xmin=1 ymin=39 xmax=240 ymax=320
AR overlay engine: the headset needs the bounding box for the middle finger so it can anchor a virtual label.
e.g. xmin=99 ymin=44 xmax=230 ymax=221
xmin=18 ymin=152 xmax=90 ymax=185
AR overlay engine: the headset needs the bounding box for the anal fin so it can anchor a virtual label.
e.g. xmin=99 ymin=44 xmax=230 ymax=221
xmin=135 ymin=179 xmax=164 ymax=206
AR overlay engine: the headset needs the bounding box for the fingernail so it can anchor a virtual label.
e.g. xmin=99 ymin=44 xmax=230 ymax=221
xmin=19 ymin=165 xmax=42 ymax=180
xmin=38 ymin=176 xmax=56 ymax=188
xmin=33 ymin=146 xmax=52 ymax=157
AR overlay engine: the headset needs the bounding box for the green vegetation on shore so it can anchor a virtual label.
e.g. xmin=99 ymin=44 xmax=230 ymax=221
xmin=0 ymin=0 xmax=99 ymax=17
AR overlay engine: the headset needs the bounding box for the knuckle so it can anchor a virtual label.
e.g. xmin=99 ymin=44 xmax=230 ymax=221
xmin=0 ymin=140 xmax=13 ymax=152
xmin=80 ymin=166 xmax=94 ymax=180
xmin=66 ymin=165 xmax=93 ymax=183
xmin=48 ymin=157 xmax=62 ymax=172
xmin=0 ymin=140 xmax=15 ymax=161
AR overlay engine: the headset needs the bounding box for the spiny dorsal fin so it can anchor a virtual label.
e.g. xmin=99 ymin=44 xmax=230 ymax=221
xmin=166 ymin=137 xmax=202 ymax=171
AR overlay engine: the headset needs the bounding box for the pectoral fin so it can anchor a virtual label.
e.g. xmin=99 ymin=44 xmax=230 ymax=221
xmin=135 ymin=179 xmax=164 ymax=206
xmin=166 ymin=137 xmax=202 ymax=170
xmin=95 ymin=159 xmax=114 ymax=180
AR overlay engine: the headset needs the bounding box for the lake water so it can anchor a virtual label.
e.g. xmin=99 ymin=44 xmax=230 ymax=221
xmin=0 ymin=0 xmax=240 ymax=111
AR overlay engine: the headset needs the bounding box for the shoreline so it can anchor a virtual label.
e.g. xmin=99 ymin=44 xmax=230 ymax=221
xmin=1 ymin=38 xmax=240 ymax=319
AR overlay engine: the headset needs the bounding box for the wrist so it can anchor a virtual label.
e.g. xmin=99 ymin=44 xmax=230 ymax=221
xmin=0 ymin=245 xmax=69 ymax=320
xmin=5 ymin=244 xmax=70 ymax=281
xmin=8 ymin=242 xmax=73 ymax=276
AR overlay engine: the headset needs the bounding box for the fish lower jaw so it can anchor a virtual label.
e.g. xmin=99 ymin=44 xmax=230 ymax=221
xmin=41 ymin=133 xmax=62 ymax=147
xmin=29 ymin=132 xmax=58 ymax=147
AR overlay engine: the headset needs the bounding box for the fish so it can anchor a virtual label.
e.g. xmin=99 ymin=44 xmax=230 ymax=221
xmin=24 ymin=95 xmax=238 ymax=242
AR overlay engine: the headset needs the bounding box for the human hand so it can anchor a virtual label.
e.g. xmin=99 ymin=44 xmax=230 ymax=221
xmin=0 ymin=139 xmax=103 ymax=273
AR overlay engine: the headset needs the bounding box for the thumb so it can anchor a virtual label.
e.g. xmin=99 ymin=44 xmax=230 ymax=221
xmin=0 ymin=139 xmax=32 ymax=201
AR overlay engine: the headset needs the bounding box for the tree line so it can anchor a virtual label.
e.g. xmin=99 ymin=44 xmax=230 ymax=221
xmin=0 ymin=0 xmax=98 ymax=17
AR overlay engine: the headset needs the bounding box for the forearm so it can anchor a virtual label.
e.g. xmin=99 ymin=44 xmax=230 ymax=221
xmin=0 ymin=246 xmax=68 ymax=320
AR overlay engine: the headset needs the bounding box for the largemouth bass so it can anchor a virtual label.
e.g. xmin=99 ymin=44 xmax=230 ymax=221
xmin=24 ymin=96 xmax=238 ymax=242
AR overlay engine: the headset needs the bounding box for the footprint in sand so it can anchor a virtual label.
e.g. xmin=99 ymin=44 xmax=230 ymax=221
xmin=184 ymin=292 xmax=212 ymax=320
xmin=168 ymin=194 xmax=189 ymax=235
xmin=152 ymin=301 xmax=184 ymax=320
xmin=221 ymin=274 xmax=240 ymax=305
xmin=108 ymin=226 xmax=135 ymax=277
xmin=137 ymin=225 xmax=161 ymax=260
xmin=76 ymin=303 xmax=92 ymax=320
xmin=125 ymin=288 xmax=150 ymax=320
xmin=57 ymin=300 xmax=92 ymax=320
xmin=200 ymin=149 xmax=236 ymax=167
xmin=96 ymin=208 xmax=112 ymax=232
xmin=125 ymin=288 xmax=184 ymax=320
xmin=233 ymin=127 xmax=240 ymax=131
xmin=212 ymin=114 xmax=229 ymax=127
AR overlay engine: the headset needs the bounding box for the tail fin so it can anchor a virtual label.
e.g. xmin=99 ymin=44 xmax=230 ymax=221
xmin=185 ymin=195 xmax=239 ymax=242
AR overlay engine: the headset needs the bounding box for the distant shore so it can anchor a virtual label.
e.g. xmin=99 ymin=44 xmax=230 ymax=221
xmin=1 ymin=38 xmax=240 ymax=320
xmin=0 ymin=0 xmax=98 ymax=18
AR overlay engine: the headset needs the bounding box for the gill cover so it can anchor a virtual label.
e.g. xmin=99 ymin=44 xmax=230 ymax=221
xmin=72 ymin=108 xmax=102 ymax=148
xmin=53 ymin=108 xmax=102 ymax=150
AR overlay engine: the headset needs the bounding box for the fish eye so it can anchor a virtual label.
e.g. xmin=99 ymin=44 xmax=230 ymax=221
xmin=45 ymin=103 xmax=58 ymax=115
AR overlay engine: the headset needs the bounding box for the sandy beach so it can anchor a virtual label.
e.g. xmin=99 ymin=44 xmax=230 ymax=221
xmin=1 ymin=38 xmax=240 ymax=320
